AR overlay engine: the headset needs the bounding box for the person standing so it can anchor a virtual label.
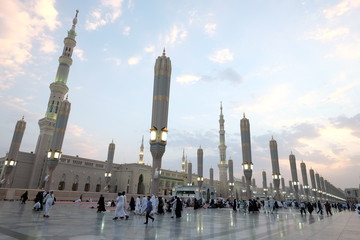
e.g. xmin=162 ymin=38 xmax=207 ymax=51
xmin=170 ymin=197 xmax=177 ymax=218
xmin=129 ymin=197 xmax=135 ymax=211
xmin=144 ymin=196 xmax=154 ymax=224
xmin=141 ymin=196 xmax=148 ymax=215
xmin=325 ymin=201 xmax=333 ymax=216
xmin=20 ymin=191 xmax=28 ymax=204
xmin=135 ymin=196 xmax=141 ymax=215
xmin=43 ymin=191 xmax=55 ymax=218
xmin=157 ymin=197 xmax=165 ymax=214
xmin=317 ymin=200 xmax=323 ymax=215
xmin=97 ymin=194 xmax=106 ymax=213
xmin=122 ymin=191 xmax=129 ymax=220
xmin=175 ymin=197 xmax=183 ymax=218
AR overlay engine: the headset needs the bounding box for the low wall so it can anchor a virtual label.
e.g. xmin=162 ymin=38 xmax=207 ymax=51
xmin=0 ymin=188 xmax=145 ymax=202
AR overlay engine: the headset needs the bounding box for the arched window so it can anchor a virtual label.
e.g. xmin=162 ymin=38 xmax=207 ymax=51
xmin=58 ymin=173 xmax=66 ymax=190
xmin=84 ymin=176 xmax=90 ymax=192
xmin=137 ymin=174 xmax=145 ymax=194
xmin=72 ymin=175 xmax=79 ymax=191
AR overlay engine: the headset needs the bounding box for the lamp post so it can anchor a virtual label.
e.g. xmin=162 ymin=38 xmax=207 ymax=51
xmin=242 ymin=161 xmax=253 ymax=199
xmin=229 ymin=182 xmax=235 ymax=199
xmin=45 ymin=149 xmax=62 ymax=190
xmin=197 ymin=176 xmax=204 ymax=199
xmin=2 ymin=159 xmax=17 ymax=187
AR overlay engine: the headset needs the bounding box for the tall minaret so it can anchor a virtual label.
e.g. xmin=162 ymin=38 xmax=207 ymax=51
xmin=228 ymin=158 xmax=234 ymax=198
xmin=45 ymin=97 xmax=71 ymax=190
xmin=315 ymin=172 xmax=322 ymax=200
xmin=209 ymin=167 xmax=214 ymax=186
xmin=187 ymin=162 xmax=192 ymax=185
xmin=105 ymin=140 xmax=115 ymax=191
xmin=281 ymin=177 xmax=286 ymax=193
xmin=138 ymin=136 xmax=144 ymax=164
xmin=197 ymin=146 xmax=204 ymax=191
xmin=241 ymin=113 xmax=253 ymax=199
xmin=29 ymin=11 xmax=79 ymax=189
xmin=270 ymin=137 xmax=281 ymax=200
xmin=289 ymin=152 xmax=299 ymax=202
xmin=262 ymin=170 xmax=268 ymax=196
xmin=149 ymin=49 xmax=171 ymax=195
xmin=181 ymin=149 xmax=186 ymax=172
xmin=309 ymin=168 xmax=317 ymax=201
xmin=2 ymin=117 xmax=26 ymax=187
xmin=320 ymin=176 xmax=326 ymax=199
xmin=217 ymin=102 xmax=228 ymax=197
xmin=300 ymin=161 xmax=310 ymax=201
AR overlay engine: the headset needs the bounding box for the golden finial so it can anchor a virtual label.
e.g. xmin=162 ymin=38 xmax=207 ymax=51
xmin=162 ymin=48 xmax=166 ymax=56
xmin=21 ymin=116 xmax=24 ymax=121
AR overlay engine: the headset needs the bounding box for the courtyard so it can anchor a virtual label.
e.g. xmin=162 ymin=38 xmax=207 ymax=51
xmin=0 ymin=201 xmax=358 ymax=240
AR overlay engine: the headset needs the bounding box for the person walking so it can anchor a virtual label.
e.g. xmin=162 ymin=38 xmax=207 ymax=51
xmin=20 ymin=191 xmax=28 ymax=204
xmin=129 ymin=197 xmax=135 ymax=211
xmin=122 ymin=191 xmax=129 ymax=219
xmin=170 ymin=196 xmax=177 ymax=218
xmin=43 ymin=191 xmax=55 ymax=218
xmin=144 ymin=196 xmax=154 ymax=224
xmin=113 ymin=192 xmax=126 ymax=220
xmin=141 ymin=196 xmax=148 ymax=215
xmin=300 ymin=202 xmax=306 ymax=216
xmin=317 ymin=200 xmax=323 ymax=215
xmin=97 ymin=194 xmax=106 ymax=213
xmin=307 ymin=202 xmax=314 ymax=215
xmin=325 ymin=201 xmax=333 ymax=216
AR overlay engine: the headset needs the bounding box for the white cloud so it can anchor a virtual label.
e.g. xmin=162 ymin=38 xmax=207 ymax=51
xmin=67 ymin=124 xmax=84 ymax=137
xmin=144 ymin=45 xmax=155 ymax=53
xmin=128 ymin=56 xmax=141 ymax=65
xmin=204 ymin=23 xmax=217 ymax=35
xmin=332 ymin=41 xmax=360 ymax=59
xmin=39 ymin=34 xmax=58 ymax=53
xmin=123 ymin=26 xmax=131 ymax=35
xmin=106 ymin=57 xmax=121 ymax=66
xmin=305 ymin=27 xmax=349 ymax=41
xmin=164 ymin=25 xmax=188 ymax=45
xmin=73 ymin=48 xmax=86 ymax=61
xmin=86 ymin=0 xmax=124 ymax=30
xmin=176 ymin=74 xmax=200 ymax=85
xmin=209 ymin=49 xmax=234 ymax=63
xmin=323 ymin=0 xmax=360 ymax=19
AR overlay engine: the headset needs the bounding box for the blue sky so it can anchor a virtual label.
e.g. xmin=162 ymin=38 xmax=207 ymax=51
xmin=1 ymin=0 xmax=359 ymax=189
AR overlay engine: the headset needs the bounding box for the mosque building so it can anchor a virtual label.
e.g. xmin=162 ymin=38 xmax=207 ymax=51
xmin=0 ymin=11 xmax=243 ymax=199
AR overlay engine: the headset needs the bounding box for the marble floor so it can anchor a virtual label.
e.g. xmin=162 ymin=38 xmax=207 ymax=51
xmin=0 ymin=201 xmax=359 ymax=240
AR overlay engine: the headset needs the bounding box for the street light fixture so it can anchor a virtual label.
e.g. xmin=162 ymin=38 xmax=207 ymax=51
xmin=242 ymin=162 xmax=253 ymax=170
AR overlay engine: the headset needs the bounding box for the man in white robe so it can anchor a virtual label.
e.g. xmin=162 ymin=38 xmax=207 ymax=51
xmin=141 ymin=196 xmax=148 ymax=215
xmin=135 ymin=196 xmax=141 ymax=215
xmin=43 ymin=191 xmax=55 ymax=218
xmin=113 ymin=193 xmax=125 ymax=220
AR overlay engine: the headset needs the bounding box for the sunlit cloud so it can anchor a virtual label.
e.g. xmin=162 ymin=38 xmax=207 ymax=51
xmin=323 ymin=0 xmax=360 ymax=19
xmin=204 ymin=23 xmax=217 ymax=36
xmin=67 ymin=124 xmax=85 ymax=137
xmin=86 ymin=0 xmax=124 ymax=30
xmin=39 ymin=35 xmax=58 ymax=53
xmin=164 ymin=25 xmax=188 ymax=45
xmin=128 ymin=56 xmax=141 ymax=65
xmin=123 ymin=26 xmax=131 ymax=35
xmin=73 ymin=48 xmax=87 ymax=61
xmin=209 ymin=49 xmax=234 ymax=63
xmin=176 ymin=74 xmax=200 ymax=85
xmin=332 ymin=41 xmax=360 ymax=59
xmin=144 ymin=45 xmax=155 ymax=53
xmin=305 ymin=27 xmax=349 ymax=41
xmin=0 ymin=0 xmax=60 ymax=70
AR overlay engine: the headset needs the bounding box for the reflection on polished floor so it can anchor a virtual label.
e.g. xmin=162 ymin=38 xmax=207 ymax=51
xmin=0 ymin=201 xmax=359 ymax=240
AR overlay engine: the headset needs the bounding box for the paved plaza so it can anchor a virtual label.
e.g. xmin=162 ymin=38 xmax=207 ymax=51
xmin=0 ymin=201 xmax=359 ymax=240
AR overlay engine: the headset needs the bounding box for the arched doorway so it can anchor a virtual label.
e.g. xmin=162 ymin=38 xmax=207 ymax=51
xmin=137 ymin=174 xmax=145 ymax=194
xmin=96 ymin=177 xmax=101 ymax=192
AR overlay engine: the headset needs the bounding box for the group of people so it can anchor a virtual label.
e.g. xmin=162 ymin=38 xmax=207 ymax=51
xmin=19 ymin=190 xmax=56 ymax=217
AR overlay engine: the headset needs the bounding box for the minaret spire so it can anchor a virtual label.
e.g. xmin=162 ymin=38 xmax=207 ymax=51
xmin=138 ymin=135 xmax=144 ymax=164
xmin=218 ymin=102 xmax=228 ymax=197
